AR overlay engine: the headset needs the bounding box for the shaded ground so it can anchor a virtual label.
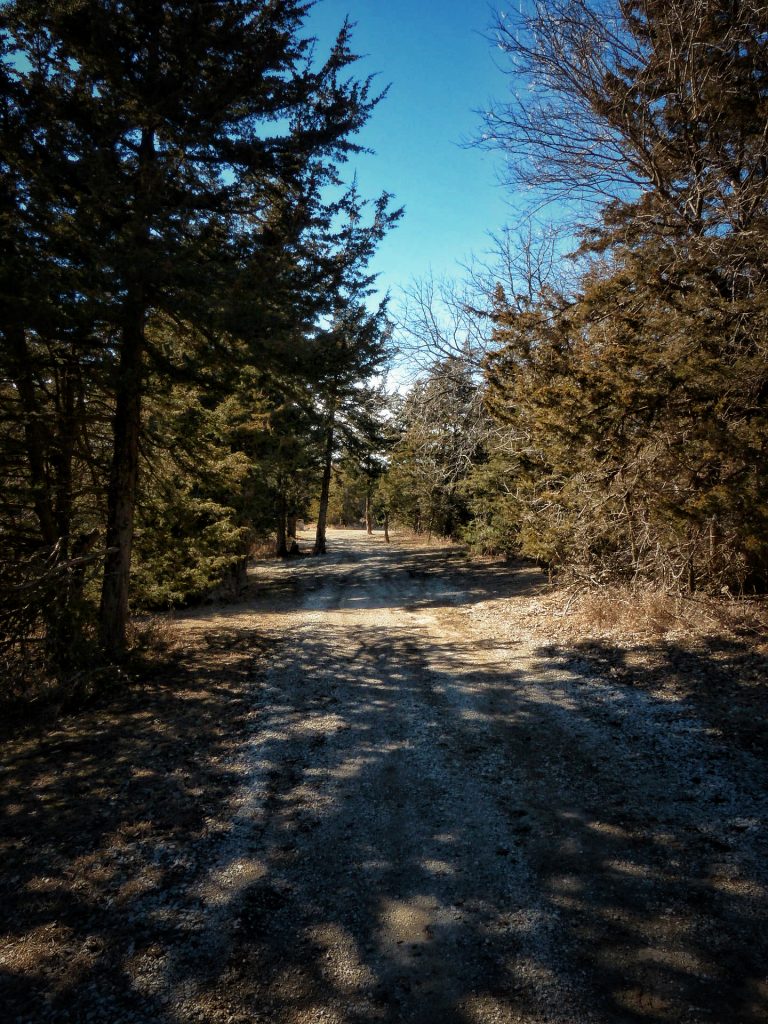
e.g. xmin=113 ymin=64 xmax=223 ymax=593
xmin=1 ymin=529 xmax=766 ymax=1023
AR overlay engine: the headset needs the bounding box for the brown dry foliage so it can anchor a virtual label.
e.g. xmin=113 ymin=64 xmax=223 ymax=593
xmin=560 ymin=586 xmax=768 ymax=646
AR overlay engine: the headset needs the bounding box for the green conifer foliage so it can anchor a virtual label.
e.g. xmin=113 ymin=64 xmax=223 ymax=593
xmin=385 ymin=357 xmax=489 ymax=539
xmin=2 ymin=1 xmax=396 ymax=671
xmin=476 ymin=0 xmax=768 ymax=590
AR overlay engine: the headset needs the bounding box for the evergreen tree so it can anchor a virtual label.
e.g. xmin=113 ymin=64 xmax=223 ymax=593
xmin=311 ymin=296 xmax=394 ymax=554
xmin=477 ymin=0 xmax=768 ymax=589
xmin=2 ymin=1 xmax=394 ymax=658
xmin=385 ymin=356 xmax=489 ymax=539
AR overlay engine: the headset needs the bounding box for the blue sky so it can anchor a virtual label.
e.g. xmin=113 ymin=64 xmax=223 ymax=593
xmin=307 ymin=0 xmax=515 ymax=303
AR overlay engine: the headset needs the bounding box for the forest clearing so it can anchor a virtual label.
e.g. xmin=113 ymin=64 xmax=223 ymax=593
xmin=2 ymin=529 xmax=766 ymax=1024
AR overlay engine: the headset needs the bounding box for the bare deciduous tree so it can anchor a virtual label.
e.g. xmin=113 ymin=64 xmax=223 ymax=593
xmin=481 ymin=0 xmax=768 ymax=241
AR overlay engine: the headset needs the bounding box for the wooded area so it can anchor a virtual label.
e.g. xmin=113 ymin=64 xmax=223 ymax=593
xmin=1 ymin=1 xmax=399 ymax=699
xmin=2 ymin=0 xmax=767 ymax=708
xmin=388 ymin=0 xmax=768 ymax=593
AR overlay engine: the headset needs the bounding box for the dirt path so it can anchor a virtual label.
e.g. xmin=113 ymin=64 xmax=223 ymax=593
xmin=1 ymin=530 xmax=766 ymax=1023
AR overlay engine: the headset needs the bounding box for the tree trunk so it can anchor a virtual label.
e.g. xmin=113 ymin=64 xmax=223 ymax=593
xmin=286 ymin=510 xmax=299 ymax=555
xmin=275 ymin=492 xmax=288 ymax=557
xmin=99 ymin=300 xmax=144 ymax=655
xmin=6 ymin=326 xmax=92 ymax=667
xmin=313 ymin=420 xmax=335 ymax=555
xmin=100 ymin=125 xmax=155 ymax=656
xmin=384 ymin=511 xmax=390 ymax=543
xmin=444 ymin=484 xmax=456 ymax=538
xmin=53 ymin=360 xmax=77 ymax=557
xmin=365 ymin=486 xmax=373 ymax=535
xmin=47 ymin=359 xmax=90 ymax=666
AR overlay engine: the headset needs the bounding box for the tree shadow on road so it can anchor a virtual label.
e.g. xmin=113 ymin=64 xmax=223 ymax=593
xmin=1 ymin=564 xmax=766 ymax=1023
xmin=241 ymin=533 xmax=544 ymax=615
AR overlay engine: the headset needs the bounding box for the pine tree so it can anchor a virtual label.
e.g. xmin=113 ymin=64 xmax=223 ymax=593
xmin=2 ymin=2 xmax=393 ymax=655
xmin=311 ymin=296 xmax=394 ymax=555
xmin=385 ymin=356 xmax=489 ymax=540
xmin=298 ymin=180 xmax=399 ymax=556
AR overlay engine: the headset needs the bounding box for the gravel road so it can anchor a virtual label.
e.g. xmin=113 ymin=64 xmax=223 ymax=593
xmin=2 ymin=529 xmax=766 ymax=1023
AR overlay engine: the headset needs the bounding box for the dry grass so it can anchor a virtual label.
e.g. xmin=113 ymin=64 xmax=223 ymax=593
xmin=126 ymin=613 xmax=179 ymax=654
xmin=390 ymin=527 xmax=460 ymax=549
xmin=558 ymin=585 xmax=768 ymax=646
xmin=568 ymin=587 xmax=685 ymax=638
xmin=250 ymin=537 xmax=280 ymax=559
